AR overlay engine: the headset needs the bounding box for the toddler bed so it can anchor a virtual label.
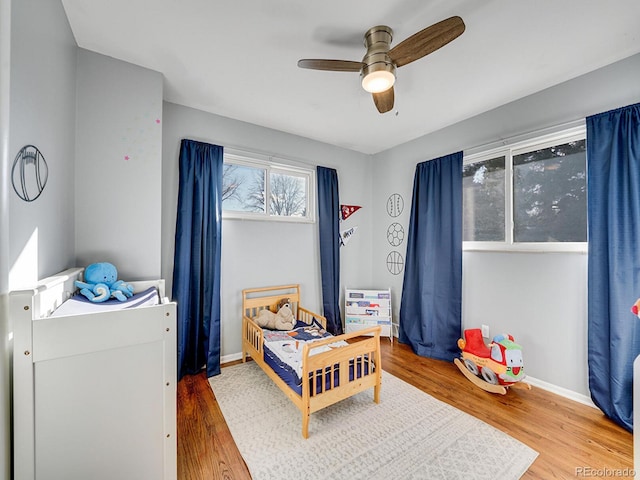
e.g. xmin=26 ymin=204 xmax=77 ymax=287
xmin=241 ymin=284 xmax=382 ymax=438
xmin=11 ymin=267 xmax=177 ymax=480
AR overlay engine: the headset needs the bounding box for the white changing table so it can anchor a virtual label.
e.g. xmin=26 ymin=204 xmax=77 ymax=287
xmin=11 ymin=268 xmax=177 ymax=480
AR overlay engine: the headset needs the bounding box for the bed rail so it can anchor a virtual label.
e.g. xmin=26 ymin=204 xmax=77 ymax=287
xmin=242 ymin=315 xmax=264 ymax=361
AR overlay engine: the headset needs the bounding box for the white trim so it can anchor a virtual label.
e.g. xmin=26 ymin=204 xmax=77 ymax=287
xmin=219 ymin=354 xmax=598 ymax=411
xmin=463 ymin=124 xmax=586 ymax=165
xmin=224 ymin=147 xmax=314 ymax=172
xmin=464 ymin=119 xmax=586 ymax=158
xmin=463 ymin=123 xmax=587 ymax=252
xmin=525 ymin=375 xmax=597 ymax=408
xmin=511 ymin=125 xmax=586 ymax=156
xmin=222 ymin=152 xmax=316 ymax=223
xmin=464 ymin=242 xmax=588 ymax=254
xmin=221 ymin=352 xmax=244 ymax=364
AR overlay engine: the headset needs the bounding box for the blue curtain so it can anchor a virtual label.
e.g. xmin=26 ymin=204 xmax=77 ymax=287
xmin=587 ymin=103 xmax=640 ymax=432
xmin=172 ymin=139 xmax=223 ymax=379
xmin=317 ymin=166 xmax=342 ymax=335
xmin=399 ymin=152 xmax=463 ymax=361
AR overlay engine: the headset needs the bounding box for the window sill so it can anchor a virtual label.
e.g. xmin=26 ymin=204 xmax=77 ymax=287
xmin=222 ymin=212 xmax=315 ymax=224
xmin=463 ymin=242 xmax=587 ymax=254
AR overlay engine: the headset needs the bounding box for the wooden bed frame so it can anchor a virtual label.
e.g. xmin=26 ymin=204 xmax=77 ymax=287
xmin=241 ymin=284 xmax=382 ymax=438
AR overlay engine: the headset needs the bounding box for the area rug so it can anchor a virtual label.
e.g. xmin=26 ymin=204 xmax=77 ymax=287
xmin=208 ymin=362 xmax=538 ymax=480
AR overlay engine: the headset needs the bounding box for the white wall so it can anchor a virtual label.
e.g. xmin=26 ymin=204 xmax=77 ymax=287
xmin=75 ymin=49 xmax=163 ymax=280
xmin=372 ymin=53 xmax=640 ymax=397
xmin=161 ymin=102 xmax=372 ymax=358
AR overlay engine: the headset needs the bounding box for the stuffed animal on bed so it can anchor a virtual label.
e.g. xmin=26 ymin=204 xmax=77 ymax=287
xmin=253 ymin=299 xmax=296 ymax=330
xmin=75 ymin=262 xmax=134 ymax=303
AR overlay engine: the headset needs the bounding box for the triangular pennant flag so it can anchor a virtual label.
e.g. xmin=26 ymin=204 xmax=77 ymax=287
xmin=341 ymin=204 xmax=362 ymax=221
xmin=340 ymin=226 xmax=358 ymax=246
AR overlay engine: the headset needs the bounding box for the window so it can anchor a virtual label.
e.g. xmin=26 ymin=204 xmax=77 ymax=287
xmin=222 ymin=152 xmax=315 ymax=222
xmin=463 ymin=126 xmax=587 ymax=251
xmin=463 ymin=156 xmax=506 ymax=242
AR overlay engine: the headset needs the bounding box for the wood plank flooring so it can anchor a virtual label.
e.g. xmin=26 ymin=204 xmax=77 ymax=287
xmin=177 ymin=340 xmax=633 ymax=480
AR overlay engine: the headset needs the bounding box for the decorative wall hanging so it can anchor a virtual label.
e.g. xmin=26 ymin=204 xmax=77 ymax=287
xmin=12 ymin=145 xmax=48 ymax=202
xmin=386 ymin=250 xmax=405 ymax=275
xmin=387 ymin=222 xmax=405 ymax=247
xmin=340 ymin=226 xmax=358 ymax=246
xmin=386 ymin=193 xmax=404 ymax=217
xmin=340 ymin=204 xmax=362 ymax=221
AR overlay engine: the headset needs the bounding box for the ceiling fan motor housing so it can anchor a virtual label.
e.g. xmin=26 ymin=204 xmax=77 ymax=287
xmin=360 ymin=25 xmax=396 ymax=92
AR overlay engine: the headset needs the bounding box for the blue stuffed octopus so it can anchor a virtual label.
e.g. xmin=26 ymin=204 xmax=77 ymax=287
xmin=75 ymin=262 xmax=134 ymax=303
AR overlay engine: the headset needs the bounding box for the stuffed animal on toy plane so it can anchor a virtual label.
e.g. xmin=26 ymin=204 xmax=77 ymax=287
xmin=75 ymin=262 xmax=134 ymax=303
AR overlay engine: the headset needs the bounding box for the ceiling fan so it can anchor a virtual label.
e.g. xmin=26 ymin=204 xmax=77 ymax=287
xmin=297 ymin=16 xmax=465 ymax=114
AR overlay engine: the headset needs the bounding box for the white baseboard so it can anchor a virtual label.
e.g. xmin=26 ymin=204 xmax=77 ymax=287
xmin=221 ymin=351 xmax=597 ymax=410
xmin=524 ymin=375 xmax=596 ymax=409
xmin=221 ymin=352 xmax=244 ymax=365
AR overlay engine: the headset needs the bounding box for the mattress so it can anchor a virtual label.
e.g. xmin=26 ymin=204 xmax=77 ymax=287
xmin=49 ymin=286 xmax=160 ymax=317
xmin=262 ymin=322 xmax=372 ymax=396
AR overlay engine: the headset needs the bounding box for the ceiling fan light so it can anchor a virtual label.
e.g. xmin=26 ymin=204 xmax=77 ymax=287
xmin=361 ymin=70 xmax=396 ymax=93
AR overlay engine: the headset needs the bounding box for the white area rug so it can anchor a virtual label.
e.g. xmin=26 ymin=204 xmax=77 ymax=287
xmin=209 ymin=361 xmax=538 ymax=480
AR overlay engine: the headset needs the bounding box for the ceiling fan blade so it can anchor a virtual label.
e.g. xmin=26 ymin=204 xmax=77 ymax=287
xmin=373 ymin=87 xmax=394 ymax=114
xmin=297 ymin=59 xmax=364 ymax=72
xmin=388 ymin=16 xmax=465 ymax=67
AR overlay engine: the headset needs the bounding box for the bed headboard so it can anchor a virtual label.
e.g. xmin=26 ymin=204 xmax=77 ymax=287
xmin=242 ymin=284 xmax=301 ymax=319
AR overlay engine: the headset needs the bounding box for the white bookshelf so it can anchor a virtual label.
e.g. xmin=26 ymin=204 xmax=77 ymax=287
xmin=345 ymin=288 xmax=392 ymax=342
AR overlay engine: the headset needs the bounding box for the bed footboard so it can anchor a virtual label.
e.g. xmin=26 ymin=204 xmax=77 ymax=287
xmin=301 ymin=326 xmax=381 ymax=437
xmin=240 ymin=285 xmax=382 ymax=438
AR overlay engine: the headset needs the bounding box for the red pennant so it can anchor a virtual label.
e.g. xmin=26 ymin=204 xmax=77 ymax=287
xmin=340 ymin=205 xmax=362 ymax=221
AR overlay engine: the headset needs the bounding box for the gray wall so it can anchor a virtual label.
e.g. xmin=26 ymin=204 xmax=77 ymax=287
xmin=161 ymin=102 xmax=372 ymax=359
xmin=0 ymin=0 xmax=10 ymax=475
xmin=372 ymin=53 xmax=640 ymax=397
xmin=75 ymin=49 xmax=164 ymax=280
xmin=3 ymin=0 xmax=78 ymax=478
xmin=8 ymin=0 xmax=77 ymax=289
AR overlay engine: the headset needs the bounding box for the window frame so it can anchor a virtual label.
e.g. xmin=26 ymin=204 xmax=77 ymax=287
xmin=463 ymin=125 xmax=587 ymax=253
xmin=222 ymin=152 xmax=316 ymax=223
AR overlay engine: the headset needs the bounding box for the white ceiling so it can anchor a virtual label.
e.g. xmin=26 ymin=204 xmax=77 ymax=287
xmin=61 ymin=0 xmax=640 ymax=155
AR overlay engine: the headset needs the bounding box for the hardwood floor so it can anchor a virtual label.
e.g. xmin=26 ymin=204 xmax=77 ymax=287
xmin=177 ymin=340 xmax=633 ymax=480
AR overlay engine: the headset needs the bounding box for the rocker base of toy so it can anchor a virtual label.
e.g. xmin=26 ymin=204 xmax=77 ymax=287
xmin=454 ymin=358 xmax=531 ymax=395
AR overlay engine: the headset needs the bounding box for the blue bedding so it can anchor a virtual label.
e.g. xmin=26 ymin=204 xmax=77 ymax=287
xmin=262 ymin=321 xmax=373 ymax=396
